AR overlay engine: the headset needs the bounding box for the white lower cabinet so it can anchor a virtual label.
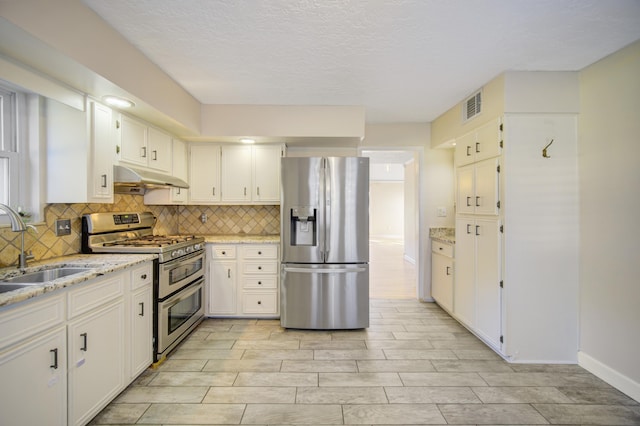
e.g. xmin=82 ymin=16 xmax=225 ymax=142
xmin=68 ymin=300 xmax=125 ymax=426
xmin=207 ymin=243 xmax=279 ymax=317
xmin=455 ymin=217 xmax=502 ymax=349
xmin=128 ymin=263 xmax=153 ymax=380
xmin=431 ymin=240 xmax=454 ymax=313
xmin=0 ymin=260 xmax=154 ymax=426
xmin=0 ymin=325 xmax=67 ymax=425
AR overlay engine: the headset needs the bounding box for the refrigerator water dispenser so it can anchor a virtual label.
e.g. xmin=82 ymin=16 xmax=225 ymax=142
xmin=290 ymin=207 xmax=317 ymax=246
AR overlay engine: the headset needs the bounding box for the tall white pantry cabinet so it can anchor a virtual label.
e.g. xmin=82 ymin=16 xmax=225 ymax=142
xmin=453 ymin=112 xmax=579 ymax=363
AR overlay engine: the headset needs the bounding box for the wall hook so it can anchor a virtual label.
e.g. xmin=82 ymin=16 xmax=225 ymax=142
xmin=542 ymin=139 xmax=554 ymax=158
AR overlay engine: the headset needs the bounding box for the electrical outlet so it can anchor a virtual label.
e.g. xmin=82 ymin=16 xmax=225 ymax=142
xmin=56 ymin=219 xmax=71 ymax=236
xmin=200 ymin=213 xmax=207 ymax=224
xmin=437 ymin=207 xmax=447 ymax=217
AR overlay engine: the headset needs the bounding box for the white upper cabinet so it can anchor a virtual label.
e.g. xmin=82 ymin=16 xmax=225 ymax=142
xmin=189 ymin=144 xmax=221 ymax=204
xmin=221 ymin=144 xmax=283 ymax=204
xmin=143 ymin=139 xmax=189 ymax=205
xmin=221 ymin=145 xmax=253 ymax=203
xmin=253 ymin=145 xmax=282 ymax=203
xmin=118 ymin=115 xmax=172 ymax=173
xmin=456 ymin=157 xmax=500 ymax=216
xmin=46 ymin=99 xmax=115 ymax=203
xmin=455 ymin=118 xmax=502 ymax=167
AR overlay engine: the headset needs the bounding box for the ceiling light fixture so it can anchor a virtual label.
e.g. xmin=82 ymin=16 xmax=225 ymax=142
xmin=102 ymin=96 xmax=135 ymax=108
xmin=240 ymin=138 xmax=255 ymax=144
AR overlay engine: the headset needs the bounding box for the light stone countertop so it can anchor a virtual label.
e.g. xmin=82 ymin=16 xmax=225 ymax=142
xmin=430 ymin=227 xmax=455 ymax=244
xmin=0 ymin=253 xmax=157 ymax=308
xmin=201 ymin=234 xmax=280 ymax=244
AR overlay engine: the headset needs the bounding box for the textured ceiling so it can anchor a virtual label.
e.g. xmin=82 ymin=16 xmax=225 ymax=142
xmin=83 ymin=0 xmax=640 ymax=123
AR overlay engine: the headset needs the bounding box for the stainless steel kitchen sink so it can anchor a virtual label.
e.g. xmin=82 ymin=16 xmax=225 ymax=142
xmin=0 ymin=267 xmax=94 ymax=293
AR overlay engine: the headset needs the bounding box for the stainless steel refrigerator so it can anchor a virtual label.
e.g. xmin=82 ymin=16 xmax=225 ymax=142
xmin=280 ymin=156 xmax=369 ymax=329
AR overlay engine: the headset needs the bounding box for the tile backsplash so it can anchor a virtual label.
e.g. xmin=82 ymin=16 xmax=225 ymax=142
xmin=0 ymin=195 xmax=280 ymax=268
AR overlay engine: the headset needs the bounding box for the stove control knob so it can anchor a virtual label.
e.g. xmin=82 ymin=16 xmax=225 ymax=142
xmin=185 ymin=246 xmax=193 ymax=253
xmin=171 ymin=250 xmax=179 ymax=258
xmin=194 ymin=243 xmax=202 ymax=251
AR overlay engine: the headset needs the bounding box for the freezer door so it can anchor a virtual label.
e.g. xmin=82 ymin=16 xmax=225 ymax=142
xmin=325 ymin=157 xmax=369 ymax=263
xmin=281 ymin=157 xmax=324 ymax=263
xmin=280 ymin=263 xmax=369 ymax=329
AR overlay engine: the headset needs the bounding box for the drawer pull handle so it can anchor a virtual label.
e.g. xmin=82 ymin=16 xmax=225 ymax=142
xmin=476 ymin=142 xmax=480 ymax=153
xmin=101 ymin=174 xmax=107 ymax=188
xmin=80 ymin=333 xmax=88 ymax=351
xmin=228 ymin=269 xmax=231 ymax=279
xmin=466 ymin=196 xmax=471 ymax=207
xmin=139 ymin=302 xmax=145 ymax=317
xmin=476 ymin=196 xmax=480 ymax=207
xmin=475 ymin=225 xmax=480 ymax=236
xmin=50 ymin=348 xmax=59 ymax=369
xmin=466 ymin=224 xmax=472 ymax=234
xmin=141 ymin=146 xmax=147 ymax=158
xmin=466 ymin=146 xmax=471 ymax=156
xmin=152 ymin=150 xmax=157 ymax=160
xmin=446 ymin=266 xmax=452 ymax=276
xmin=212 ymin=187 xmax=216 ymax=196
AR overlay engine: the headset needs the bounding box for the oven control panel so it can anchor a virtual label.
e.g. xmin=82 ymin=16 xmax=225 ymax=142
xmin=113 ymin=213 xmax=140 ymax=225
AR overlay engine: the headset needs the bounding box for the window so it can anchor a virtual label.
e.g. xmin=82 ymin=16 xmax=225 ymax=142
xmin=0 ymin=84 xmax=18 ymax=207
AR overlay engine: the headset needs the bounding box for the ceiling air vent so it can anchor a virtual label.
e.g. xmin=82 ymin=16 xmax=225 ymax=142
xmin=463 ymin=90 xmax=482 ymax=122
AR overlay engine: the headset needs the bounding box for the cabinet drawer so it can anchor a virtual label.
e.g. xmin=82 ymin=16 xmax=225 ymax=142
xmin=242 ymin=276 xmax=278 ymax=289
xmin=242 ymin=245 xmax=278 ymax=259
xmin=0 ymin=294 xmax=65 ymax=350
xmin=67 ymin=274 xmax=125 ymax=320
xmin=242 ymin=292 xmax=278 ymax=314
xmin=432 ymin=241 xmax=454 ymax=258
xmin=242 ymin=261 xmax=278 ymax=275
xmin=210 ymin=246 xmax=237 ymax=259
xmin=130 ymin=263 xmax=153 ymax=291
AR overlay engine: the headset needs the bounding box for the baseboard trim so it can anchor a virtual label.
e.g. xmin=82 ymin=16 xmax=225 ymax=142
xmin=578 ymin=351 xmax=640 ymax=402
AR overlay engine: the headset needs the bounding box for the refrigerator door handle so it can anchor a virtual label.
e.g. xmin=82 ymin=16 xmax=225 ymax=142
xmin=324 ymin=158 xmax=331 ymax=261
xmin=283 ymin=266 xmax=367 ymax=274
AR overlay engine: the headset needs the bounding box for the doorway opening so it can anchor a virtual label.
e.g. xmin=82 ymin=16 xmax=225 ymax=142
xmin=362 ymin=149 xmax=419 ymax=299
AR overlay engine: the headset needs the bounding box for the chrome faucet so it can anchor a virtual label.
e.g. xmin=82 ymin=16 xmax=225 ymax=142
xmin=0 ymin=203 xmax=36 ymax=269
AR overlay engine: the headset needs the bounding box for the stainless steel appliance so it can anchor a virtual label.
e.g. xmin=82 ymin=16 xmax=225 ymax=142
xmin=82 ymin=212 xmax=205 ymax=362
xmin=280 ymin=157 xmax=370 ymax=329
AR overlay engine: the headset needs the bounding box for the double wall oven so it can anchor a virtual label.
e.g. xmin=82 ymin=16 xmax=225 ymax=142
xmin=82 ymin=212 xmax=205 ymax=362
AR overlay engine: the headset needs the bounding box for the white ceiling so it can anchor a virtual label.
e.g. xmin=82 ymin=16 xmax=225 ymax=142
xmin=84 ymin=0 xmax=640 ymax=123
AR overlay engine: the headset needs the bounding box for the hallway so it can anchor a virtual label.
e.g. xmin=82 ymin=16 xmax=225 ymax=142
xmin=369 ymin=238 xmax=417 ymax=299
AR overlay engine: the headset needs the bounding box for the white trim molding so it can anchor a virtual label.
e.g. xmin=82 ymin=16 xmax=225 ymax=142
xmin=578 ymin=351 xmax=640 ymax=402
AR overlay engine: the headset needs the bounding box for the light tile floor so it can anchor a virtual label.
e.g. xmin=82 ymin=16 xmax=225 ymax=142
xmin=91 ymin=241 xmax=639 ymax=425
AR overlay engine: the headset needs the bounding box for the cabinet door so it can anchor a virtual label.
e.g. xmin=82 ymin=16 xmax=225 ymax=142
xmin=131 ymin=286 xmax=153 ymax=378
xmin=431 ymin=252 xmax=453 ymax=312
xmin=474 ymin=157 xmax=500 ymax=215
xmin=119 ymin=115 xmax=148 ymax=167
xmin=454 ymin=131 xmax=476 ymax=166
xmin=209 ymin=260 xmax=237 ymax=314
xmin=475 ymin=218 xmax=502 ymax=349
xmin=221 ymin=145 xmax=252 ymax=202
xmin=454 ymin=218 xmax=475 ymax=328
xmin=474 ymin=118 xmax=502 ymax=162
xmin=172 ymin=139 xmax=188 ymax=203
xmin=0 ymin=326 xmax=67 ymax=426
xmin=147 ymin=127 xmax=172 ymax=173
xmin=68 ymin=301 xmax=125 ymax=426
xmin=189 ymin=144 xmax=221 ymax=203
xmin=90 ymin=102 xmax=114 ymax=201
xmin=253 ymin=145 xmax=282 ymax=203
xmin=456 ymin=165 xmax=475 ymax=214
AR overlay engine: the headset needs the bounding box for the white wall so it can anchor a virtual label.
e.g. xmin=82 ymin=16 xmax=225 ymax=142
xmin=578 ymin=40 xmax=640 ymax=401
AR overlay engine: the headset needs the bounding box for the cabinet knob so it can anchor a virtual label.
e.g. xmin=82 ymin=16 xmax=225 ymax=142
xmin=222 ymin=251 xmax=226 ymax=255
xmin=257 ymin=300 xmax=262 ymax=305
xmin=141 ymin=274 xmax=147 ymax=280
xmin=258 ymin=281 xmax=262 ymax=285
xmin=258 ymin=251 xmax=262 ymax=255
xmin=258 ymin=266 xmax=262 ymax=270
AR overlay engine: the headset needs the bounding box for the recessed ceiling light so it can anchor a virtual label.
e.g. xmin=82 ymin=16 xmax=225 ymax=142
xmin=103 ymin=96 xmax=135 ymax=108
xmin=240 ymin=138 xmax=255 ymax=144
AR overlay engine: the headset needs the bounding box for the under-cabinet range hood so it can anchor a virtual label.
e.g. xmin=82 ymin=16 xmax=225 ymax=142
xmin=113 ymin=165 xmax=189 ymax=194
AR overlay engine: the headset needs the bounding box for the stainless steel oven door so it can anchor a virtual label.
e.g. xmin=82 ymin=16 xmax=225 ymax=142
xmin=158 ymin=250 xmax=205 ymax=299
xmin=157 ymin=277 xmax=204 ymax=359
